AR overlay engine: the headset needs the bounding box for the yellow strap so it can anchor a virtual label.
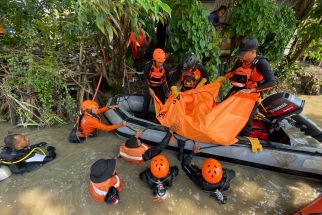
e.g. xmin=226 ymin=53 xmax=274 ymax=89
xmin=196 ymin=78 xmax=207 ymax=88
xmin=258 ymin=98 xmax=268 ymax=113
xmin=246 ymin=137 xmax=263 ymax=153
xmin=1 ymin=147 xmax=47 ymax=165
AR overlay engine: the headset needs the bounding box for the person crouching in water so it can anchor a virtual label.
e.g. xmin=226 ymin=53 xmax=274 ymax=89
xmin=69 ymin=100 xmax=127 ymax=143
xmin=140 ymin=154 xmax=179 ymax=202
xmin=181 ymin=144 xmax=235 ymax=204
xmin=117 ymin=130 xmax=150 ymax=164
xmin=89 ymin=158 xmax=122 ymax=205
xmin=0 ymin=134 xmax=56 ymax=174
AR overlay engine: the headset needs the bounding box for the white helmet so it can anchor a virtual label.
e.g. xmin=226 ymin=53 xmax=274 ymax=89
xmin=0 ymin=165 xmax=12 ymax=181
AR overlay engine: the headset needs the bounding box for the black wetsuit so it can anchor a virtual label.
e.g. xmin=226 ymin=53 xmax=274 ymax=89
xmin=139 ymin=166 xmax=179 ymax=198
xmin=225 ymin=56 xmax=276 ymax=136
xmin=182 ymin=151 xmax=235 ymax=199
xmin=171 ymin=63 xmax=209 ymax=91
xmin=0 ymin=143 xmax=56 ymax=174
xmin=142 ymin=131 xmax=171 ymax=161
xmin=142 ymin=62 xmax=170 ymax=117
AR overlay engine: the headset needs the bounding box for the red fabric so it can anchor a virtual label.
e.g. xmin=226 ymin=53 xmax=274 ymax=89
xmin=128 ymin=31 xmax=146 ymax=59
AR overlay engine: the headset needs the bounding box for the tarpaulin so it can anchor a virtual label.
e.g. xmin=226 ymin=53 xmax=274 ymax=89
xmin=154 ymin=82 xmax=259 ymax=145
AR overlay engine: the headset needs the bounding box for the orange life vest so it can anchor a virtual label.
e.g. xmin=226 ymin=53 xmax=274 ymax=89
xmin=79 ymin=112 xmax=100 ymax=138
xmin=149 ymin=64 xmax=165 ymax=87
xmin=119 ymin=144 xmax=150 ymax=164
xmin=89 ymin=175 xmax=122 ymax=202
xmin=180 ymin=67 xmax=202 ymax=89
xmin=231 ymin=58 xmax=263 ymax=89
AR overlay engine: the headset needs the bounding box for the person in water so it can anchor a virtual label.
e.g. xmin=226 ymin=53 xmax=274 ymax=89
xmin=140 ymin=154 xmax=179 ymax=202
xmin=116 ymin=130 xmax=150 ymax=164
xmin=89 ymin=158 xmax=122 ymax=205
xmin=69 ymin=100 xmax=127 ymax=143
xmin=180 ymin=144 xmax=235 ymax=204
xmin=0 ymin=134 xmax=56 ymax=174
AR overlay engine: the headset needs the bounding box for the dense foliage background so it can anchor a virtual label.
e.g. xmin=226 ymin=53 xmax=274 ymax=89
xmin=0 ymin=0 xmax=320 ymax=125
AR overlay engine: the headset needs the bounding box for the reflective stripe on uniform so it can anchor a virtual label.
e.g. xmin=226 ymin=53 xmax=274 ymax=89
xmin=114 ymin=175 xmax=120 ymax=188
xmin=90 ymin=181 xmax=108 ymax=196
xmin=119 ymin=151 xmax=143 ymax=161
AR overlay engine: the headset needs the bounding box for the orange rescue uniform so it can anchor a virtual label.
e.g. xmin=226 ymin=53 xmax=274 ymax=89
xmin=119 ymin=144 xmax=150 ymax=164
xmin=89 ymin=175 xmax=122 ymax=202
xmin=79 ymin=107 xmax=122 ymax=138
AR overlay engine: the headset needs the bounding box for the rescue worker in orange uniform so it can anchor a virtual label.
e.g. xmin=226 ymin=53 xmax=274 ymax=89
xmin=117 ymin=130 xmax=150 ymax=164
xmin=89 ymin=158 xmax=122 ymax=205
xmin=217 ymin=36 xmax=276 ymax=136
xmin=139 ymin=154 xmax=179 ymax=202
xmin=142 ymin=48 xmax=170 ymax=118
xmin=170 ymin=53 xmax=209 ymax=95
xmin=181 ymin=144 xmax=235 ymax=204
xmin=70 ymin=100 xmax=126 ymax=143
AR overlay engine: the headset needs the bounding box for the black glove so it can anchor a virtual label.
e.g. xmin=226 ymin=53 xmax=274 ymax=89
xmin=142 ymin=148 xmax=161 ymax=161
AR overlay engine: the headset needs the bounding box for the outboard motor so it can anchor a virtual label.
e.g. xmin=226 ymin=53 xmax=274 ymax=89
xmin=257 ymin=92 xmax=322 ymax=142
xmin=259 ymin=92 xmax=304 ymax=120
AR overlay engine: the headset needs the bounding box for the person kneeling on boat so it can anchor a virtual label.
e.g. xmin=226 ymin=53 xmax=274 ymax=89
xmin=117 ymin=130 xmax=150 ymax=164
xmin=181 ymin=144 xmax=235 ymax=204
xmin=216 ymin=36 xmax=276 ymax=137
xmin=89 ymin=158 xmax=122 ymax=205
xmin=170 ymin=52 xmax=209 ymax=95
xmin=140 ymin=154 xmax=179 ymax=202
xmin=0 ymin=134 xmax=56 ymax=175
xmin=69 ymin=100 xmax=127 ymax=143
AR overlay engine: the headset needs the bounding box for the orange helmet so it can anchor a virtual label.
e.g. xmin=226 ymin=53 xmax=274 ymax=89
xmin=201 ymin=158 xmax=223 ymax=184
xmin=153 ymin=48 xmax=166 ymax=63
xmin=81 ymin=100 xmax=99 ymax=111
xmin=150 ymin=154 xmax=169 ymax=179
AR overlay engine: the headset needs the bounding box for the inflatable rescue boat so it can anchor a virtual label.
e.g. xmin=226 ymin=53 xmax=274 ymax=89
xmin=104 ymin=92 xmax=322 ymax=180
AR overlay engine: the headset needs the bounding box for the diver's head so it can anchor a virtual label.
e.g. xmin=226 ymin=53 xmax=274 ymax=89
xmin=4 ymin=134 xmax=30 ymax=150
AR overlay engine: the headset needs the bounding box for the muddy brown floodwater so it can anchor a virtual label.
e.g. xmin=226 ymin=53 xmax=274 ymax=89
xmin=0 ymin=95 xmax=321 ymax=215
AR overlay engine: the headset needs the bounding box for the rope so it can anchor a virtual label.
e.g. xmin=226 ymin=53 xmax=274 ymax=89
xmin=92 ymin=73 xmax=103 ymax=100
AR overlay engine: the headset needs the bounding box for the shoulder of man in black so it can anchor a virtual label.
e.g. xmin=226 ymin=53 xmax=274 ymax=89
xmin=255 ymin=56 xmax=272 ymax=74
xmin=144 ymin=61 xmax=153 ymax=71
xmin=143 ymin=61 xmax=153 ymax=79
